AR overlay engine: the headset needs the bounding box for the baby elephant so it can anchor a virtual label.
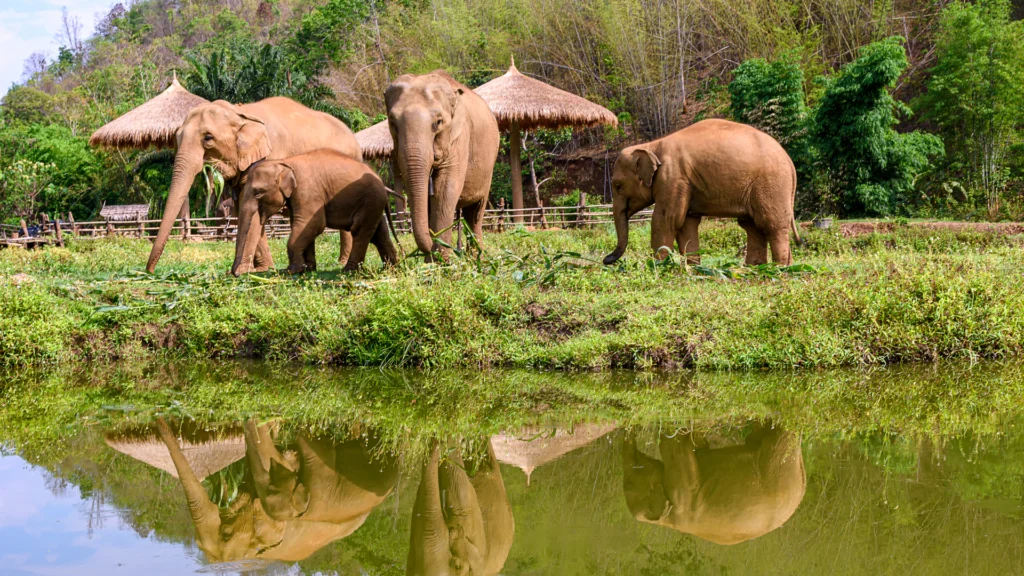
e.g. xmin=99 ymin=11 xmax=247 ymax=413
xmin=232 ymin=149 xmax=399 ymax=275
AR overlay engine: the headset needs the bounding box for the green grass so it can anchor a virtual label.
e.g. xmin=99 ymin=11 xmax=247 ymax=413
xmin=1 ymin=221 xmax=1023 ymax=370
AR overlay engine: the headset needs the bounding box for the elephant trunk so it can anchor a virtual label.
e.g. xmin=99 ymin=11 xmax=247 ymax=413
xmin=396 ymin=129 xmax=436 ymax=256
xmin=603 ymin=195 xmax=631 ymax=265
xmin=147 ymin=144 xmax=204 ymax=272
xmin=231 ymin=198 xmax=263 ymax=276
xmin=154 ymin=419 xmax=221 ymax=532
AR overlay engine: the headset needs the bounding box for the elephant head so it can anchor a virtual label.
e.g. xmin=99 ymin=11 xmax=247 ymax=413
xmin=384 ymin=72 xmax=466 ymax=256
xmin=231 ymin=162 xmax=293 ymax=276
xmin=622 ymin=422 xmax=806 ymax=545
xmin=407 ymin=441 xmax=514 ymax=576
xmin=603 ymin=146 xmax=661 ymax=265
xmin=154 ymin=419 xmax=287 ymax=561
xmin=147 ymin=101 xmax=272 ymax=273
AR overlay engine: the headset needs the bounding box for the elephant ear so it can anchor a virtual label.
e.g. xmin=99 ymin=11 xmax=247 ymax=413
xmin=448 ymin=86 xmax=464 ymax=114
xmin=268 ymin=458 xmax=310 ymax=516
xmin=276 ymin=164 xmax=297 ymax=199
xmin=631 ymin=148 xmax=662 ymax=188
xmin=236 ymin=112 xmax=272 ymax=172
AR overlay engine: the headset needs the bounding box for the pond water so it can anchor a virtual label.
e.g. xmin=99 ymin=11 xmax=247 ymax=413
xmin=1 ymin=363 xmax=1024 ymax=574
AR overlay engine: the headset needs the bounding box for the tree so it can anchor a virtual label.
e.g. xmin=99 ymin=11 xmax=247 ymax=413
xmin=0 ymin=160 xmax=57 ymax=220
xmin=1 ymin=87 xmax=55 ymax=126
xmin=811 ymin=37 xmax=943 ymax=217
xmin=914 ymin=0 xmax=1024 ymax=218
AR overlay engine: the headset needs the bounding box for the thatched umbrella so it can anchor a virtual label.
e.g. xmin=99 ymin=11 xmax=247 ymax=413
xmin=104 ymin=425 xmax=245 ymax=480
xmin=475 ymin=57 xmax=618 ymax=223
xmin=90 ymin=73 xmax=208 ymax=150
xmin=490 ymin=423 xmax=617 ymax=485
xmin=90 ymin=74 xmax=209 ymax=225
xmin=356 ymin=120 xmax=405 ymax=211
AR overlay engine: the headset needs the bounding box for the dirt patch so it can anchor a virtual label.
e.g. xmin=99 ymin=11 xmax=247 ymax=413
xmin=136 ymin=322 xmax=183 ymax=349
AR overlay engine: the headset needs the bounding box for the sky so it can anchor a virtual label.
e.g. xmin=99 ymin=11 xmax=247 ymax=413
xmin=0 ymin=1 xmax=116 ymax=99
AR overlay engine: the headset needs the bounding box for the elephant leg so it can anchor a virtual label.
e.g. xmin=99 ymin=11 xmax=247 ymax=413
xmin=739 ymin=218 xmax=768 ymax=265
xmin=341 ymin=220 xmax=377 ymax=272
xmin=253 ymin=231 xmax=274 ymax=272
xmin=651 ymin=182 xmax=688 ymax=259
xmin=461 ymin=200 xmax=486 ymax=244
xmin=303 ymin=241 xmax=317 ymax=272
xmin=429 ymin=168 xmax=466 ymax=259
xmin=660 ymin=433 xmax=702 ymax=516
xmin=370 ymin=217 xmax=399 ymax=266
xmin=337 ymin=230 xmax=352 ymax=267
xmin=767 ymin=229 xmax=792 ymax=266
xmin=287 ymin=215 xmax=325 ymax=275
xmin=677 ymin=215 xmax=701 ymax=264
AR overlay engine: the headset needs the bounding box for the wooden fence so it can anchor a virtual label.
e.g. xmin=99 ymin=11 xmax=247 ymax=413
xmin=0 ymin=201 xmax=653 ymax=248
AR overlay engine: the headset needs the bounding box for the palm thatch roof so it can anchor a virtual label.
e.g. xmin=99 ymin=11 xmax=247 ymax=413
xmin=89 ymin=74 xmax=209 ymax=149
xmin=355 ymin=120 xmax=393 ymax=160
xmin=491 ymin=423 xmax=617 ymax=485
xmin=474 ymin=57 xmax=618 ymax=131
xmin=105 ymin=425 xmax=245 ymax=480
xmin=100 ymin=203 xmax=150 ymax=221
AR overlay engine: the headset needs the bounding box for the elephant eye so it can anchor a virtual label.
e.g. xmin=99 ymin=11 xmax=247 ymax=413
xmin=203 ymin=134 xmax=214 ymax=142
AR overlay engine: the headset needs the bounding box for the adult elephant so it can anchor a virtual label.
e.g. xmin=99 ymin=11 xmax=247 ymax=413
xmin=154 ymin=418 xmax=396 ymax=563
xmin=385 ymin=71 xmax=499 ymax=261
xmin=603 ymin=119 xmax=800 ymax=266
xmin=407 ymin=441 xmax=514 ymax=575
xmin=146 ymin=97 xmax=360 ymax=273
xmin=621 ymin=421 xmax=805 ymax=545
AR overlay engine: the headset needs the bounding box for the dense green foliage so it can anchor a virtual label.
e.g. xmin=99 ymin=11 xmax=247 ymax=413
xmin=1 ymin=223 xmax=1023 ymax=370
xmin=914 ymin=0 xmax=1024 ymax=219
xmin=810 ymin=37 xmax=944 ymax=217
xmin=0 ymin=0 xmax=1021 ymax=222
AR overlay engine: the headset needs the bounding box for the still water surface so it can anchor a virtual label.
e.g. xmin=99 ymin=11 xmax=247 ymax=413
xmin=1 ymin=365 xmax=1024 ymax=574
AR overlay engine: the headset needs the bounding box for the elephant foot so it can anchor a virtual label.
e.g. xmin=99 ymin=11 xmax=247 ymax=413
xmin=285 ymin=265 xmax=306 ymax=275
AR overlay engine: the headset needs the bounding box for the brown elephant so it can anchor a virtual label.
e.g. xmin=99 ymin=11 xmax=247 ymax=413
xmin=407 ymin=441 xmax=514 ymax=575
xmin=231 ymin=149 xmax=398 ymax=275
xmin=385 ymin=71 xmax=499 ymax=261
xmin=146 ymin=97 xmax=360 ymax=273
xmin=155 ymin=418 xmax=397 ymax=563
xmin=622 ymin=422 xmax=805 ymax=545
xmin=603 ymin=119 xmax=800 ymax=266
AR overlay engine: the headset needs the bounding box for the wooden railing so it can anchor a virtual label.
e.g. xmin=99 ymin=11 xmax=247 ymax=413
xmin=1 ymin=202 xmax=652 ymax=247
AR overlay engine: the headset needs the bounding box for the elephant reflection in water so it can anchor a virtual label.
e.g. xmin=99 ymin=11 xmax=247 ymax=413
xmin=154 ymin=418 xmax=398 ymax=563
xmin=408 ymin=441 xmax=515 ymax=576
xmin=622 ymin=422 xmax=805 ymax=545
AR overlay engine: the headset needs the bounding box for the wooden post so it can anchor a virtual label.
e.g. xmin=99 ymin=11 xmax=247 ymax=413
xmin=20 ymin=219 xmax=28 ymax=238
xmin=578 ymin=191 xmax=587 ymax=228
xmin=106 ymin=219 xmax=114 ymax=237
xmin=138 ymin=218 xmax=145 ymax=238
xmin=41 ymin=213 xmax=50 ymax=236
xmin=510 ymin=121 xmax=524 ymax=223
xmin=69 ymin=212 xmax=78 ymax=235
xmin=497 ymin=198 xmax=506 ymax=231
xmin=54 ymin=219 xmax=64 ymax=248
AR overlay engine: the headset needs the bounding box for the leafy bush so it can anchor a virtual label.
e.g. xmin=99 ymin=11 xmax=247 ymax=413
xmin=810 ymin=37 xmax=943 ymax=217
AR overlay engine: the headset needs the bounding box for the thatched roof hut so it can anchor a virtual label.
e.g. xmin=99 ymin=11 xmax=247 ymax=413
xmin=89 ymin=74 xmax=208 ymax=150
xmin=100 ymin=203 xmax=150 ymax=221
xmin=491 ymin=423 xmax=617 ymax=485
xmin=104 ymin=425 xmax=245 ymax=480
xmin=474 ymin=57 xmax=618 ymax=222
xmin=355 ymin=120 xmax=394 ymax=160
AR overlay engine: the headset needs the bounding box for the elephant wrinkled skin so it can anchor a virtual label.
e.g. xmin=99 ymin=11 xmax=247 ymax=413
xmin=407 ymin=442 xmax=514 ymax=575
xmin=155 ymin=418 xmax=397 ymax=563
xmin=146 ymin=97 xmax=360 ymax=273
xmin=232 ymin=150 xmax=398 ymax=275
xmin=622 ymin=422 xmax=806 ymax=545
xmin=603 ymin=119 xmax=800 ymax=266
xmin=385 ymin=71 xmax=499 ymax=261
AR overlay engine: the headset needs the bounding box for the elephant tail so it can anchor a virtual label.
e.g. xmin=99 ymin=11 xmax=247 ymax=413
xmin=383 ymin=188 xmax=406 ymax=259
xmin=789 ymin=161 xmax=803 ymax=247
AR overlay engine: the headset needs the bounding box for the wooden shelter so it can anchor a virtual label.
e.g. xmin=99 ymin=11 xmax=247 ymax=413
xmin=100 ymin=203 xmax=150 ymax=222
xmin=475 ymin=57 xmax=618 ymax=223
xmin=89 ymin=73 xmax=208 ymax=150
xmin=490 ymin=423 xmax=617 ymax=485
xmin=104 ymin=425 xmax=245 ymax=480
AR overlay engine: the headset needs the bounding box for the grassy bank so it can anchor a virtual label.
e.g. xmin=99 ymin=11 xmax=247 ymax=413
xmin=1 ymin=221 xmax=1023 ymax=369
